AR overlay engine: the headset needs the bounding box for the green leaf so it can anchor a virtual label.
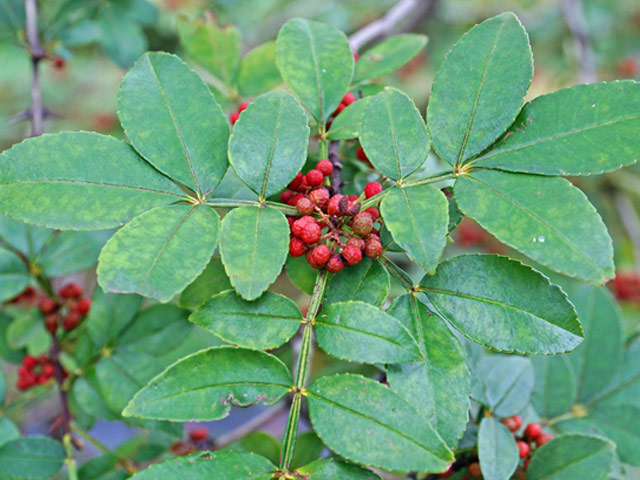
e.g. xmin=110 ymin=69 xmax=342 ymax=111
xmin=427 ymin=12 xmax=532 ymax=164
xmin=314 ymin=301 xmax=421 ymax=364
xmin=454 ymin=170 xmax=614 ymax=283
xmin=0 ymin=247 xmax=29 ymax=303
xmin=589 ymin=337 xmax=640 ymax=409
xmin=97 ymin=204 xmax=219 ymax=302
xmin=228 ymin=431 xmax=280 ymax=466
xmin=327 ymin=98 xmax=370 ymax=140
xmin=178 ymin=256 xmax=232 ymax=309
xmin=0 ymin=436 xmax=65 ymax=478
xmin=71 ymin=368 xmax=120 ymax=421
xmin=6 ymin=310 xmax=49 ymax=351
xmin=78 ymin=454 xmax=128 ymax=480
xmin=307 ymin=373 xmax=453 ymax=472
xmin=84 ymin=288 xmax=142 ymax=351
xmin=0 ymin=418 xmax=19 ymax=447
xmin=478 ymin=417 xmax=519 ymax=480
xmin=386 ymin=294 xmax=470 ymax=447
xmin=420 ymin=254 xmax=582 ymax=353
xmin=228 ymin=91 xmax=309 ymax=199
xmin=129 ymin=451 xmax=275 ymax=479
xmin=360 ymin=88 xmax=429 ymax=180
xmin=123 ymin=347 xmax=292 ymax=421
xmin=0 ymin=132 xmax=185 ymax=230
xmin=190 ymin=290 xmax=302 ymax=350
xmin=478 ymin=355 xmax=534 ymax=417
xmin=296 ymin=458 xmax=381 ymax=479
xmin=474 ymin=81 xmax=640 ymax=175
xmin=219 ymin=207 xmax=289 ymax=300
xmin=289 ymin=431 xmax=324 ymax=470
xmin=531 ymin=356 xmax=577 ymax=418
xmin=97 ymin=9 xmax=146 ymax=68
xmin=325 ymin=258 xmax=389 ymax=307
xmin=0 ymin=370 xmax=4 ymax=405
xmin=285 ymin=255 xmax=317 ymax=295
xmin=353 ymin=34 xmax=427 ymax=83
xmin=177 ymin=16 xmax=242 ymax=86
xmin=568 ymin=285 xmax=624 ymax=402
xmin=118 ymin=52 xmax=229 ymax=195
xmin=589 ymin=406 xmax=640 ymax=466
xmin=526 ymin=434 xmax=615 ymax=480
xmin=0 ymin=214 xmax=52 ymax=257
xmin=276 ymin=18 xmax=354 ymax=123
xmin=237 ymin=41 xmax=282 ymax=96
xmin=38 ymin=231 xmax=107 ymax=277
xmin=381 ymin=185 xmax=448 ymax=273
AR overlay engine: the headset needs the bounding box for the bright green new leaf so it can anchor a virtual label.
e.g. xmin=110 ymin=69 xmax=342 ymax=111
xmin=531 ymin=356 xmax=577 ymax=418
xmin=381 ymin=185 xmax=448 ymax=273
xmin=219 ymin=206 xmax=289 ymax=300
xmin=0 ymin=436 xmax=65 ymax=478
xmin=386 ymin=294 xmax=470 ymax=447
xmin=327 ymin=97 xmax=369 ymax=140
xmin=190 ymin=290 xmax=302 ymax=350
xmin=228 ymin=91 xmax=309 ymax=199
xmin=420 ymin=254 xmax=582 ymax=353
xmin=353 ymin=34 xmax=427 ymax=83
xmin=118 ymin=52 xmax=229 ymax=195
xmin=0 ymin=132 xmax=185 ymax=230
xmin=123 ymin=347 xmax=292 ymax=421
xmin=479 ymin=355 xmax=534 ymax=417
xmin=178 ymin=256 xmax=232 ymax=309
xmin=324 ymin=258 xmax=389 ymax=307
xmin=455 ymin=170 xmax=614 ymax=283
xmin=474 ymin=81 xmax=640 ymax=175
xmin=526 ymin=434 xmax=615 ymax=480
xmin=314 ymin=301 xmax=421 ymax=364
xmin=568 ymin=285 xmax=624 ymax=402
xmin=0 ymin=247 xmax=29 ymax=303
xmin=129 ymin=451 xmax=275 ymax=479
xmin=427 ymin=12 xmax=532 ymax=164
xmin=97 ymin=204 xmax=219 ymax=302
xmin=237 ymin=41 xmax=282 ymax=96
xmin=307 ymin=374 xmax=453 ymax=472
xmin=296 ymin=458 xmax=381 ymax=479
xmin=177 ymin=16 xmax=242 ymax=86
xmin=478 ymin=417 xmax=519 ymax=480
xmin=361 ymin=88 xmax=430 ymax=180
xmin=276 ymin=18 xmax=354 ymax=123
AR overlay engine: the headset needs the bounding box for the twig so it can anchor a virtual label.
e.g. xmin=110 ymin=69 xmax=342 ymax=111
xmin=614 ymin=192 xmax=640 ymax=272
xmin=328 ymin=140 xmax=342 ymax=193
xmin=349 ymin=0 xmax=435 ymax=52
xmin=70 ymin=423 xmax=138 ymax=474
xmin=24 ymin=0 xmax=45 ymax=136
xmin=214 ymin=403 xmax=289 ymax=449
xmin=561 ymin=0 xmax=597 ymax=84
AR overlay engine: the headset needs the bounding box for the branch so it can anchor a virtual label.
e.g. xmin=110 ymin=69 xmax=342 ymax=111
xmin=24 ymin=0 xmax=45 ymax=136
xmin=349 ymin=0 xmax=436 ymax=52
xmin=328 ymin=140 xmax=342 ymax=193
xmin=561 ymin=0 xmax=597 ymax=84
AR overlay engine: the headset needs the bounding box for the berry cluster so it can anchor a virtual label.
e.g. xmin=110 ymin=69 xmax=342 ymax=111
xmin=16 ymin=354 xmax=60 ymax=391
xmin=281 ymin=166 xmax=383 ymax=272
xmin=229 ymin=101 xmax=249 ymax=125
xmin=170 ymin=427 xmax=211 ymax=456
xmin=609 ymin=272 xmax=640 ymax=303
xmin=502 ymin=416 xmax=553 ymax=472
xmin=38 ymin=283 xmax=92 ymax=334
xmin=326 ymin=92 xmax=356 ymax=130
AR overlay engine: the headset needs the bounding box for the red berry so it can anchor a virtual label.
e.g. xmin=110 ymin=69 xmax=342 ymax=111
xmin=511 ymin=415 xmax=523 ymax=430
xmin=332 ymin=103 xmax=346 ymax=116
xmin=36 ymin=374 xmax=49 ymax=385
xmin=288 ymin=172 xmax=304 ymax=191
xmin=439 ymin=464 xmax=454 ymax=478
xmin=326 ymin=255 xmax=344 ymax=273
xmin=44 ymin=314 xmax=58 ymax=334
xmin=238 ymin=101 xmax=249 ymax=112
xmin=327 ymin=195 xmax=344 ymax=216
xmin=342 ymin=92 xmax=356 ymax=106
xmin=536 ymin=433 xmax=554 ymax=446
xmin=364 ymin=206 xmax=380 ymax=220
xmin=311 ymin=245 xmax=331 ymax=267
xmin=38 ymin=297 xmax=57 ymax=315
xmin=189 ymin=427 xmax=209 ymax=442
xmin=347 ymin=237 xmax=365 ymax=250
xmin=75 ymin=298 xmax=92 ymax=316
xmin=296 ymin=197 xmax=314 ymax=215
xmin=288 ymin=193 xmax=304 ymax=207
xmin=525 ymin=423 xmax=543 ymax=441
xmin=23 ymin=355 xmax=38 ymax=369
xmin=356 ymin=146 xmax=369 ymax=163
xmin=62 ymin=311 xmax=81 ymax=331
xmin=364 ymin=239 xmax=383 ymax=258
xmin=16 ymin=378 xmax=29 ymax=391
xmin=351 ymin=212 xmax=373 ymax=236
xmin=280 ymin=190 xmax=294 ymax=204
xmin=291 ymin=216 xmax=314 ymax=238
xmin=42 ymin=363 xmax=56 ymax=377
xmin=289 ymin=238 xmax=306 ymax=257
xmin=517 ymin=441 xmax=530 ymax=458
xmin=52 ymin=56 xmax=65 ymax=69
xmin=524 ymin=458 xmax=531 ymax=470
xmin=305 ymin=250 xmax=321 ymax=269
xmin=309 ymin=188 xmax=330 ymax=211
xmin=306 ymin=169 xmax=324 ymax=187
xmin=468 ymin=462 xmax=482 ymax=478
xmin=230 ymin=111 xmax=239 ymax=124
xmin=364 ymin=182 xmax=382 ymax=198
xmin=342 ymin=244 xmax=362 ymax=266
xmin=353 ymin=52 xmax=359 ymax=62
xmin=301 ymin=222 xmax=322 ymax=245
xmin=316 ymin=160 xmax=333 ymax=176
xmin=60 ymin=283 xmax=83 ymax=299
